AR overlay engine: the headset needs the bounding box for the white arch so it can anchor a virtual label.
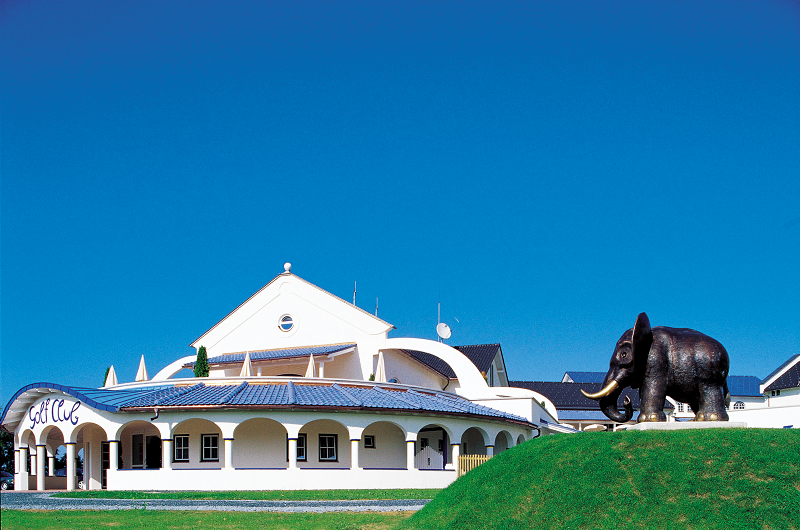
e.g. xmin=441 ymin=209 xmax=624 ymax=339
xmin=152 ymin=355 xmax=197 ymax=381
xmin=383 ymin=338 xmax=492 ymax=397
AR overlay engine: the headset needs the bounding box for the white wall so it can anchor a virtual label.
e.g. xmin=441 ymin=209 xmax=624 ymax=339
xmin=296 ymin=419 xmax=350 ymax=469
xmin=728 ymin=403 xmax=800 ymax=428
xmin=232 ymin=418 xmax=287 ymax=469
xmin=171 ymin=418 xmax=224 ymax=469
xmin=193 ymin=276 xmax=390 ymax=363
xmin=359 ymin=421 xmax=406 ymax=469
xmin=380 ymin=350 xmax=448 ymax=389
xmin=108 ymin=467 xmax=456 ymax=491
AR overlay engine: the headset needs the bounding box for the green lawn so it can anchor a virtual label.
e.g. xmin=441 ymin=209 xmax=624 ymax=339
xmin=53 ymin=488 xmax=440 ymax=501
xmin=0 ymin=510 xmax=411 ymax=530
xmin=9 ymin=429 xmax=800 ymax=530
xmin=401 ymin=428 xmax=800 ymax=530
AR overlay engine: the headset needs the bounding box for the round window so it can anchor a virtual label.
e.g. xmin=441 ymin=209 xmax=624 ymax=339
xmin=279 ymin=315 xmax=294 ymax=332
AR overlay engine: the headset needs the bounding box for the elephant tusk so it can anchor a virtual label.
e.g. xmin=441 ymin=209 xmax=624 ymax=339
xmin=581 ymin=380 xmax=619 ymax=400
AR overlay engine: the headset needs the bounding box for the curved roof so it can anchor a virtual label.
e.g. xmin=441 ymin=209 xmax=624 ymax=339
xmin=2 ymin=380 xmax=534 ymax=433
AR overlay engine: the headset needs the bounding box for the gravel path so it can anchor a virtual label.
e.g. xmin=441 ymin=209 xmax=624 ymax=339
xmin=0 ymin=491 xmax=430 ymax=512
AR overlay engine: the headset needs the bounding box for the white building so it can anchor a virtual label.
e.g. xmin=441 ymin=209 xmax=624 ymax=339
xmin=726 ymin=354 xmax=800 ymax=428
xmin=2 ymin=264 xmax=561 ymax=492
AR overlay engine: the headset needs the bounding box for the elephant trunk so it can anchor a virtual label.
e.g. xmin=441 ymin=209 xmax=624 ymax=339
xmin=598 ymin=383 xmax=633 ymax=423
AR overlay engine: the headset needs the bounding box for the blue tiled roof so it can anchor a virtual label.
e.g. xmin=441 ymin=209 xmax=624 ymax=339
xmin=0 ymin=383 xmax=174 ymax=430
xmin=727 ymin=376 xmax=763 ymax=397
xmin=564 ymin=372 xmax=606 ymax=383
xmin=764 ymin=360 xmax=800 ymax=392
xmin=121 ymin=381 xmax=530 ymax=424
xmin=187 ymin=344 xmax=357 ymax=367
xmin=564 ymin=373 xmax=763 ymax=397
xmin=762 ymin=354 xmax=800 ymax=386
xmin=558 ymin=410 xmax=619 ymax=421
xmin=2 ymin=380 xmax=533 ymax=430
xmin=403 ymin=344 xmax=500 ymax=379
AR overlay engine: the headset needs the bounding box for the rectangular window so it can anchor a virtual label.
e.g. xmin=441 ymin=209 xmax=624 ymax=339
xmin=297 ymin=433 xmax=307 ymax=461
xmin=364 ymin=435 xmax=375 ymax=449
xmin=201 ymin=434 xmax=219 ymax=462
xmin=174 ymin=435 xmax=189 ymax=462
xmin=319 ymin=434 xmax=337 ymax=461
xmin=285 ymin=434 xmax=307 ymax=462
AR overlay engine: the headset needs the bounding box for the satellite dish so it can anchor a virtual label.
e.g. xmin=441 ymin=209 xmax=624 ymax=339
xmin=436 ymin=322 xmax=452 ymax=340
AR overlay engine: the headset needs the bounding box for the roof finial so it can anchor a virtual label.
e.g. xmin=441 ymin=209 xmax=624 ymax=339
xmin=284 ymin=262 xmax=292 ymax=273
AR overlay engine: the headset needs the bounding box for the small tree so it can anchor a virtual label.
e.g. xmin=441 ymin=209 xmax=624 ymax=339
xmin=194 ymin=346 xmax=210 ymax=377
xmin=0 ymin=431 xmax=13 ymax=474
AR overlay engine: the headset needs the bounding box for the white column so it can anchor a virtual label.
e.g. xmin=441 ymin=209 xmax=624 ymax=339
xmin=406 ymin=440 xmax=416 ymax=470
xmin=14 ymin=449 xmax=20 ymax=474
xmin=224 ymin=438 xmax=234 ymax=469
xmin=486 ymin=445 xmax=494 ymax=458
xmin=318 ymin=362 xmax=325 ymax=378
xmin=450 ymin=443 xmax=460 ymax=471
xmin=36 ymin=445 xmax=46 ymax=491
xmin=48 ymin=452 xmax=55 ymax=476
xmin=18 ymin=447 xmax=29 ymax=491
xmin=109 ymin=441 xmax=119 ymax=471
xmin=350 ymin=439 xmax=359 ymax=470
xmin=162 ymin=439 xmax=172 ymax=470
xmin=288 ymin=438 xmax=298 ymax=469
xmin=65 ymin=443 xmax=76 ymax=491
xmin=30 ymin=452 xmax=37 ymax=476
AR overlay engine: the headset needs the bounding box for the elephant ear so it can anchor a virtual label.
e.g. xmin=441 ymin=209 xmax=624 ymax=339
xmin=631 ymin=312 xmax=653 ymax=374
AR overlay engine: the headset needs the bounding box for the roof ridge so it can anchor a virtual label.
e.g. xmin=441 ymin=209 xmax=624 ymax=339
xmin=218 ymin=381 xmax=248 ymax=405
xmin=331 ymin=383 xmax=362 ymax=406
xmin=153 ymin=383 xmax=204 ymax=406
xmin=286 ymin=381 xmax=296 ymax=405
xmin=371 ymin=386 xmax=422 ymax=409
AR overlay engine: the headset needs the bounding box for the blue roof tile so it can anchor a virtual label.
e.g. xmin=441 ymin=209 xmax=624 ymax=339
xmin=189 ymin=344 xmax=357 ymax=367
xmin=727 ymin=376 xmax=762 ymax=397
xmin=3 ymin=380 xmax=534 ymax=429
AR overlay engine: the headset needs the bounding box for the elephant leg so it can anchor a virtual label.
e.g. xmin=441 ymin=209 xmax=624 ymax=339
xmin=637 ymin=383 xmax=667 ymax=422
xmin=694 ymin=384 xmax=729 ymax=421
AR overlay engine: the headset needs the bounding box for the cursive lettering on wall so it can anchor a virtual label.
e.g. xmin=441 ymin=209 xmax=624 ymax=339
xmin=28 ymin=399 xmax=81 ymax=430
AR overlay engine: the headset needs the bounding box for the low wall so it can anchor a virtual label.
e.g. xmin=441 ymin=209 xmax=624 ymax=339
xmin=728 ymin=406 xmax=800 ymax=428
xmin=45 ymin=476 xmax=67 ymax=490
xmin=107 ymin=468 xmax=456 ymax=491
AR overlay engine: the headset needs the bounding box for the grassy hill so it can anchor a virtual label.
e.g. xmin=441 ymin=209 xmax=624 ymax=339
xmin=400 ymin=428 xmax=800 ymax=530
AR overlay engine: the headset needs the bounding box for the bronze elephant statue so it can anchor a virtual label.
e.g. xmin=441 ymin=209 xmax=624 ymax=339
xmin=582 ymin=312 xmax=730 ymax=422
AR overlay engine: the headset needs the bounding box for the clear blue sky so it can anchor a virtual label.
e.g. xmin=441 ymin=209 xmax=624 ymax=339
xmin=2 ymin=0 xmax=799 ymax=407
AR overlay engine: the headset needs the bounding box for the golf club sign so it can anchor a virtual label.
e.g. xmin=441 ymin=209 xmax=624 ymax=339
xmin=28 ymin=398 xmax=82 ymax=430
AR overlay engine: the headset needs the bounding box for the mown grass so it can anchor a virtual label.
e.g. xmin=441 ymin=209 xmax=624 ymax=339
xmin=0 ymin=509 xmax=411 ymax=530
xmin=400 ymin=428 xmax=800 ymax=530
xmin=52 ymin=488 xmax=439 ymax=501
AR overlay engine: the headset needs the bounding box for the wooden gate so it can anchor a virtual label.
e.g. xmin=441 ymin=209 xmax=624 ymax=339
xmin=457 ymin=454 xmax=490 ymax=477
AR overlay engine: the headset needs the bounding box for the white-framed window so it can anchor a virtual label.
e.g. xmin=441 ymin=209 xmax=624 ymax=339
xmin=677 ymin=403 xmax=684 ymax=412
xmin=733 ymin=401 xmax=745 ymax=410
xmin=364 ymin=435 xmax=375 ymax=449
xmin=174 ymin=435 xmax=189 ymax=462
xmin=201 ymin=434 xmax=219 ymax=462
xmin=319 ymin=434 xmax=337 ymax=461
